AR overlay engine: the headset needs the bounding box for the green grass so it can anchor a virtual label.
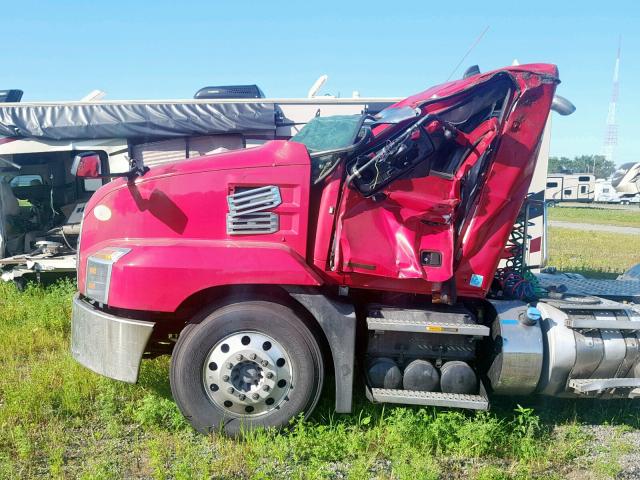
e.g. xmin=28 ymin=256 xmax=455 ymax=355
xmin=1 ymin=229 xmax=640 ymax=478
xmin=548 ymin=206 xmax=640 ymax=228
xmin=0 ymin=281 xmax=603 ymax=479
xmin=547 ymin=227 xmax=640 ymax=278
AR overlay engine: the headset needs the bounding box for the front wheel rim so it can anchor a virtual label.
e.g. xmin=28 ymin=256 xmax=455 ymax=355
xmin=202 ymin=330 xmax=293 ymax=417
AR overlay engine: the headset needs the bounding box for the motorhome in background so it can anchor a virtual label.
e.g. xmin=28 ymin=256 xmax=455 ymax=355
xmin=612 ymin=162 xmax=640 ymax=199
xmin=594 ymin=179 xmax=623 ymax=203
xmin=545 ymin=173 xmax=595 ymax=203
xmin=0 ymin=83 xmax=400 ymax=283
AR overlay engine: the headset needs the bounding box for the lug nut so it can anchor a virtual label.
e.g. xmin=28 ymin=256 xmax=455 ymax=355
xmin=238 ymin=394 xmax=246 ymax=401
xmin=261 ymin=360 xmax=269 ymax=367
xmin=222 ymin=375 xmax=230 ymax=382
xmin=252 ymin=393 xmax=260 ymax=400
xmin=236 ymin=354 xmax=243 ymax=361
xmin=249 ymin=353 xmax=257 ymax=360
xmin=266 ymin=372 xmax=274 ymax=379
xmin=227 ymin=387 xmax=235 ymax=394
xmin=227 ymin=363 xmax=234 ymax=369
xmin=263 ymin=385 xmax=270 ymax=392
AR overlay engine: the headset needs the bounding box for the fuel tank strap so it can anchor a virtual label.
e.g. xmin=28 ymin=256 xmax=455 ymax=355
xmin=566 ymin=318 xmax=640 ymax=330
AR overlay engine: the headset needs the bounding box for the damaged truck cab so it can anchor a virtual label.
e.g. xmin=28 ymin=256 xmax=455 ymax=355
xmin=71 ymin=64 xmax=640 ymax=435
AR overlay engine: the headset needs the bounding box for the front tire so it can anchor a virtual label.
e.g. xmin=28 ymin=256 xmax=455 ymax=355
xmin=170 ymin=300 xmax=324 ymax=435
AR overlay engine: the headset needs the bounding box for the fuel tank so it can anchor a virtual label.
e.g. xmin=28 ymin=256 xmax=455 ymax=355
xmin=536 ymin=299 xmax=640 ymax=397
xmin=487 ymin=298 xmax=640 ymax=398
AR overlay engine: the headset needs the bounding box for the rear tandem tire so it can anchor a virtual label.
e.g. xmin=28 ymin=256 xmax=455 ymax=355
xmin=170 ymin=300 xmax=324 ymax=436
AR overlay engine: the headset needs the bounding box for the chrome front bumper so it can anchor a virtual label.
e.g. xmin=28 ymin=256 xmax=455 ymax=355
xmin=71 ymin=294 xmax=154 ymax=383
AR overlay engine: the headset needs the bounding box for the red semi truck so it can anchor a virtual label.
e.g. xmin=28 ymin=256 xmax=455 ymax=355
xmin=71 ymin=64 xmax=640 ymax=435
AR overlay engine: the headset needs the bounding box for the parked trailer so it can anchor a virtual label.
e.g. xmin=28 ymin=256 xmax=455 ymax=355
xmin=612 ymin=162 xmax=640 ymax=199
xmin=594 ymin=179 xmax=623 ymax=203
xmin=545 ymin=173 xmax=595 ymax=204
xmin=0 ymin=86 xmax=399 ymax=283
xmin=69 ymin=64 xmax=640 ymax=435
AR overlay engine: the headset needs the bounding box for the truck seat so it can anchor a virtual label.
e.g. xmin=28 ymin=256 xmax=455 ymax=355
xmin=0 ymin=180 xmax=22 ymax=255
xmin=0 ymin=180 xmax=20 ymax=217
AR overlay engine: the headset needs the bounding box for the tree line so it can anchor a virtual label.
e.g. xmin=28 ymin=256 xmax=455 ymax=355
xmin=547 ymin=155 xmax=616 ymax=179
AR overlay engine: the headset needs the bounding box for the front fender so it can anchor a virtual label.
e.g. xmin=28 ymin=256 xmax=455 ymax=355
xmin=87 ymin=239 xmax=323 ymax=312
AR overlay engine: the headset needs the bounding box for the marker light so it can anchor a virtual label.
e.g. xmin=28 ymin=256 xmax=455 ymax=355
xmin=85 ymin=247 xmax=131 ymax=304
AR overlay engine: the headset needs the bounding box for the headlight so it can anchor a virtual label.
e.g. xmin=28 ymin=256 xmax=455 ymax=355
xmin=85 ymin=247 xmax=131 ymax=304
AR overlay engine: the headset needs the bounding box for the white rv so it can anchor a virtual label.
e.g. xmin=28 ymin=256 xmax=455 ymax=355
xmin=545 ymin=173 xmax=595 ymax=203
xmin=594 ymin=179 xmax=623 ymax=203
xmin=611 ymin=162 xmax=640 ymax=199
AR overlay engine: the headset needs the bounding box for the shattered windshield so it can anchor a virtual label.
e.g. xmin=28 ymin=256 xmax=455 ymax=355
xmin=291 ymin=114 xmax=366 ymax=184
xmin=290 ymin=115 xmax=364 ymax=153
xmin=290 ymin=110 xmax=423 ymax=184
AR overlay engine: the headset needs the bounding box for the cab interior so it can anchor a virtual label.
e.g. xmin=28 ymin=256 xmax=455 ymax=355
xmin=0 ymin=151 xmax=103 ymax=257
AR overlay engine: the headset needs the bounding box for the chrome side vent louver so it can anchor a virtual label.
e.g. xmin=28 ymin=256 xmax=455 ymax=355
xmin=226 ymin=186 xmax=281 ymax=235
xmin=227 ymin=212 xmax=279 ymax=235
xmin=227 ymin=185 xmax=281 ymax=215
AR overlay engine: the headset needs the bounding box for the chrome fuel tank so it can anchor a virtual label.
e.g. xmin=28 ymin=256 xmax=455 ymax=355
xmin=536 ymin=298 xmax=640 ymax=397
xmin=487 ymin=301 xmax=544 ymax=395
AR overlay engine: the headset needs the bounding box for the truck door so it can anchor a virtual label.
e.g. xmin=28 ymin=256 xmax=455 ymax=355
xmin=332 ymin=74 xmax=514 ymax=294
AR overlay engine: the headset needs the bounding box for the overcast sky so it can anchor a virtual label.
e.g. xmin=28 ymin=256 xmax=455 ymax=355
xmin=3 ymin=0 xmax=639 ymax=165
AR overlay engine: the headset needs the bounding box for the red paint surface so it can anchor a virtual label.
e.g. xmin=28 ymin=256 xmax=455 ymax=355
xmin=79 ymin=64 xmax=558 ymax=312
xmin=79 ymin=141 xmax=313 ymax=311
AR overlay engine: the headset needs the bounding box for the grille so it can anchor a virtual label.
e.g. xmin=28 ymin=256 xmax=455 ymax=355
xmin=226 ymin=185 xmax=281 ymax=235
xmin=226 ymin=212 xmax=279 ymax=235
xmin=227 ymin=186 xmax=281 ymax=215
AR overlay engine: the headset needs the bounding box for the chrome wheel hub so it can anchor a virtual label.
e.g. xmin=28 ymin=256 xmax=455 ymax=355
xmin=202 ymin=331 xmax=293 ymax=416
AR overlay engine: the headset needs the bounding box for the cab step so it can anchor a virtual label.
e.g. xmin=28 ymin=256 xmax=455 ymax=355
xmin=365 ymin=381 xmax=489 ymax=410
xmin=366 ymin=306 xmax=490 ymax=336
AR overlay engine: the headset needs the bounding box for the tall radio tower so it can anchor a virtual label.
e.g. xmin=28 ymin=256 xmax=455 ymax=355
xmin=603 ymin=39 xmax=621 ymax=163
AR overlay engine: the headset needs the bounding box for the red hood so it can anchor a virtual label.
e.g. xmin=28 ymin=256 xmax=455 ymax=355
xmin=86 ymin=140 xmax=309 ymax=210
